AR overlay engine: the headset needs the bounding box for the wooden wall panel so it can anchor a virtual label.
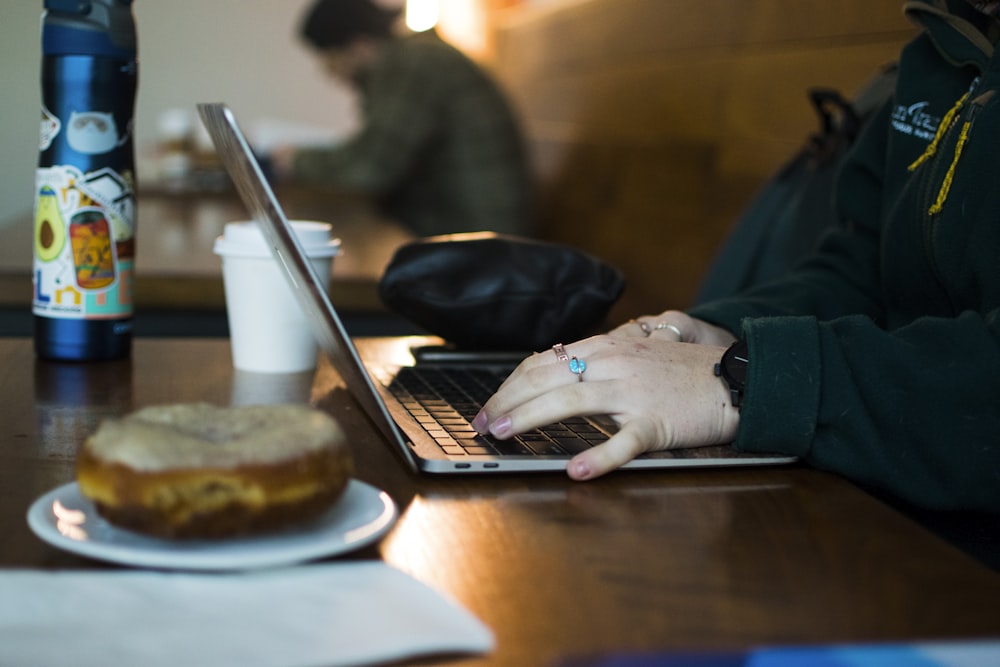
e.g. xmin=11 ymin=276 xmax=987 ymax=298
xmin=491 ymin=0 xmax=915 ymax=319
xmin=719 ymin=41 xmax=904 ymax=177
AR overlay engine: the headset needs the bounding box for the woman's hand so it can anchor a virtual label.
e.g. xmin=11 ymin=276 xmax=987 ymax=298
xmin=610 ymin=309 xmax=738 ymax=347
xmin=472 ymin=332 xmax=741 ymax=481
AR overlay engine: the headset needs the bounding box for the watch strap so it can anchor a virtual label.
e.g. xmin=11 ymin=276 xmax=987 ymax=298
xmin=713 ymin=339 xmax=748 ymax=409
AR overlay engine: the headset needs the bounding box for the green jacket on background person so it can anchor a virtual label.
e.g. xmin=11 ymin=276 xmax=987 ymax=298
xmin=689 ymin=0 xmax=1000 ymax=512
xmin=292 ymin=29 xmax=534 ymax=238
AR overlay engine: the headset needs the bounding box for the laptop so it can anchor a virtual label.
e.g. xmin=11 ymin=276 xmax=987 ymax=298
xmin=197 ymin=102 xmax=796 ymax=474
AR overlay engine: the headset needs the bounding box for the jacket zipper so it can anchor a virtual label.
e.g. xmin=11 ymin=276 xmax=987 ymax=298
xmin=919 ymin=86 xmax=993 ymax=297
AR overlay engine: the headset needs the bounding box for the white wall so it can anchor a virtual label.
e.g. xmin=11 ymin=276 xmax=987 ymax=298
xmin=0 ymin=2 xmax=46 ymax=227
xmin=0 ymin=0 xmax=362 ymax=226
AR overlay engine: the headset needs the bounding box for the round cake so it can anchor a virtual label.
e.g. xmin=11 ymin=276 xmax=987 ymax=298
xmin=76 ymin=403 xmax=353 ymax=539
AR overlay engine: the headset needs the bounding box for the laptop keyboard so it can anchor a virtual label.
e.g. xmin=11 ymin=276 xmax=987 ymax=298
xmin=382 ymin=366 xmax=616 ymax=457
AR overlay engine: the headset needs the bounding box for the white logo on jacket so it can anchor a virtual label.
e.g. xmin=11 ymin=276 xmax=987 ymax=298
xmin=891 ymin=101 xmax=941 ymax=141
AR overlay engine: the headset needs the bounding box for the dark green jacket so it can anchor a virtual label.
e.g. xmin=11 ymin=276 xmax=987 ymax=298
xmin=292 ymin=30 xmax=534 ymax=238
xmin=689 ymin=0 xmax=1000 ymax=512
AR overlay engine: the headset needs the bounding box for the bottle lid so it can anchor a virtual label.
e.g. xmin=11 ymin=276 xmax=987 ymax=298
xmin=213 ymin=221 xmax=341 ymax=260
xmin=43 ymin=0 xmax=137 ymax=59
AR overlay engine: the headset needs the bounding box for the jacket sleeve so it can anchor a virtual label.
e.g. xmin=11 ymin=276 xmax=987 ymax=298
xmin=689 ymin=98 xmax=1000 ymax=512
xmin=736 ymin=309 xmax=1000 ymax=513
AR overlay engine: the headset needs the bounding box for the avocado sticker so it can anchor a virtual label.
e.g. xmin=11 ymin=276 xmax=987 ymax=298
xmin=34 ymin=185 xmax=67 ymax=262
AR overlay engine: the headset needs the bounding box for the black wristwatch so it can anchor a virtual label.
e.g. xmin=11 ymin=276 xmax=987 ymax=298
xmin=714 ymin=340 xmax=748 ymax=409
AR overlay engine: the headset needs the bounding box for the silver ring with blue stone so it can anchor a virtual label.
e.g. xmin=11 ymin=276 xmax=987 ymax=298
xmin=569 ymin=356 xmax=586 ymax=381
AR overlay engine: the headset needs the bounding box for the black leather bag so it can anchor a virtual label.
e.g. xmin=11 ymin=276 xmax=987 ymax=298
xmin=378 ymin=233 xmax=626 ymax=350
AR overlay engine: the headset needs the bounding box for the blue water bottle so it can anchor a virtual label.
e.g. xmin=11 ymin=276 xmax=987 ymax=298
xmin=34 ymin=0 xmax=138 ymax=360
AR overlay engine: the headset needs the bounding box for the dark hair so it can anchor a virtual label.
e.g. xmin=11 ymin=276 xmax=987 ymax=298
xmin=299 ymin=0 xmax=401 ymax=50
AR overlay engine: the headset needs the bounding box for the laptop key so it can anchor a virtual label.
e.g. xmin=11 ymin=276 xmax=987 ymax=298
xmin=520 ymin=436 xmax=565 ymax=456
xmin=490 ymin=438 xmax=534 ymax=456
xmin=462 ymin=446 xmax=496 ymax=456
xmin=551 ymin=437 xmax=594 ymax=455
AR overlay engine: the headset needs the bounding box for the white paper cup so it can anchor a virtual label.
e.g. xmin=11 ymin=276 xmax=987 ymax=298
xmin=213 ymin=220 xmax=340 ymax=373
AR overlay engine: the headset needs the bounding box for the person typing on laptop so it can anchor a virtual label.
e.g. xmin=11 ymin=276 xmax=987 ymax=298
xmin=202 ymin=99 xmax=796 ymax=478
xmin=473 ymin=0 xmax=1000 ymax=515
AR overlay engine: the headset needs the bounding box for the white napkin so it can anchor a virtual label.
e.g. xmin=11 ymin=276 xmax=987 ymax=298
xmin=0 ymin=562 xmax=493 ymax=667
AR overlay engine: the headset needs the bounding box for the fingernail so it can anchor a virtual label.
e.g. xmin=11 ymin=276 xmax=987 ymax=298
xmin=472 ymin=409 xmax=488 ymax=433
xmin=490 ymin=416 xmax=513 ymax=438
xmin=571 ymin=459 xmax=591 ymax=479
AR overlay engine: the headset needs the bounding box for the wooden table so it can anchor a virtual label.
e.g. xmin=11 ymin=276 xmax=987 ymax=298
xmin=3 ymin=337 xmax=1000 ymax=666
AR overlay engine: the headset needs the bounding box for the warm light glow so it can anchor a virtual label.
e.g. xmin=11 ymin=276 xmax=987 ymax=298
xmin=438 ymin=0 xmax=488 ymax=59
xmin=406 ymin=0 xmax=439 ymax=32
xmin=380 ymin=496 xmax=484 ymax=598
xmin=404 ymin=0 xmax=490 ymax=60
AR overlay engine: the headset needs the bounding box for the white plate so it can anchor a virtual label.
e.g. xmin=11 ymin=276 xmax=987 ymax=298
xmin=27 ymin=480 xmax=397 ymax=571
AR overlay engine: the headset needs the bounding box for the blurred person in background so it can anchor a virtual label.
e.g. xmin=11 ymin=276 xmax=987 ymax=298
xmin=273 ymin=0 xmax=534 ymax=238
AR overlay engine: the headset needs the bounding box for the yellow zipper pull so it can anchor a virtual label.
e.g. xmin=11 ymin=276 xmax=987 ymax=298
xmin=928 ymin=119 xmax=972 ymax=215
xmin=908 ymin=91 xmax=970 ymax=172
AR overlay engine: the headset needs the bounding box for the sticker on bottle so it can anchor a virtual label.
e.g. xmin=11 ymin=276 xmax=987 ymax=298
xmin=39 ymin=105 xmax=61 ymax=152
xmin=33 ymin=165 xmax=135 ymax=320
xmin=69 ymin=209 xmax=116 ymax=289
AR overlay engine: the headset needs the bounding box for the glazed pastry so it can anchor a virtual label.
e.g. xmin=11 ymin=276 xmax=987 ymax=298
xmin=76 ymin=403 xmax=353 ymax=539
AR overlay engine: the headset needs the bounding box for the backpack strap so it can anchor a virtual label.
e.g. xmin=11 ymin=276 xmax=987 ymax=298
xmin=693 ymin=62 xmax=898 ymax=305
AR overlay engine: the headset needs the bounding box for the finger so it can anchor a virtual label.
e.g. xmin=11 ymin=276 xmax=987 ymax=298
xmin=474 ymin=344 xmax=591 ymax=432
xmin=609 ymin=318 xmax=653 ymax=339
xmin=490 ymin=337 xmax=604 ymax=403
xmin=649 ymin=321 xmax=683 ymax=341
xmin=567 ymin=419 xmax=657 ymax=480
xmin=489 ymin=377 xmax=629 ymax=439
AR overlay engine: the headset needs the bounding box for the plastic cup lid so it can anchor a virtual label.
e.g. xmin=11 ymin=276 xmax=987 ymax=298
xmin=213 ymin=220 xmax=341 ymax=258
